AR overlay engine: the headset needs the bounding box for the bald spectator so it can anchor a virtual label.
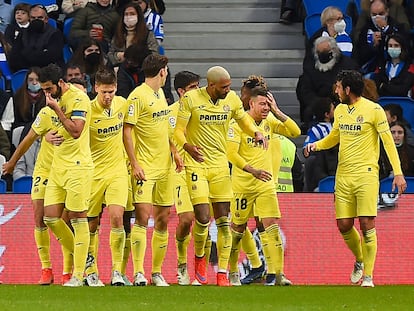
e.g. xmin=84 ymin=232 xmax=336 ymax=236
xmin=8 ymin=4 xmax=64 ymax=72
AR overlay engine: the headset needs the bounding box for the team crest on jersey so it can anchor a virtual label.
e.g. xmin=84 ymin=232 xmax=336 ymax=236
xmin=228 ymin=127 xmax=234 ymax=138
xmin=356 ymin=115 xmax=364 ymax=123
xmin=138 ymin=190 xmax=143 ymax=195
xmin=264 ymin=125 xmax=270 ymax=132
xmin=177 ymin=199 xmax=182 ymax=206
xmin=118 ymin=112 xmax=123 ymax=120
xmin=169 ymin=116 xmax=176 ymax=128
xmin=192 ymin=185 xmax=197 ymax=190
xmin=128 ymin=104 xmax=134 ymax=116
xmin=235 ymin=212 xmax=240 ymax=218
xmin=223 ymin=105 xmax=230 ymax=112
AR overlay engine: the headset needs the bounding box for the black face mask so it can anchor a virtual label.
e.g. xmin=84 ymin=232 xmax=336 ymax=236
xmin=85 ymin=52 xmax=101 ymax=65
xmin=29 ymin=19 xmax=45 ymax=33
xmin=318 ymin=51 xmax=334 ymax=64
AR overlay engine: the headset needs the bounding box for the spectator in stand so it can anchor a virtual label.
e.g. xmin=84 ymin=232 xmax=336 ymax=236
xmin=296 ymin=36 xmax=358 ymax=132
xmin=279 ymin=0 xmax=302 ymax=25
xmin=116 ymin=44 xmax=151 ymax=99
xmin=61 ymin=0 xmax=93 ymax=18
xmin=0 ymin=88 xmax=14 ymax=141
xmin=12 ymin=67 xmax=45 ymax=133
xmin=303 ymin=97 xmax=338 ymax=192
xmin=0 ymin=0 xmax=13 ymax=34
xmin=304 ymin=6 xmax=353 ymax=72
xmin=383 ymin=103 xmax=414 ymax=145
xmin=370 ymin=33 xmax=414 ymax=97
xmin=69 ymin=38 xmax=106 ymax=98
xmin=8 ymin=4 xmax=65 ymax=72
xmin=68 ymin=0 xmax=119 ymax=54
xmin=4 ymin=3 xmax=30 ymax=47
xmin=379 ymin=121 xmax=414 ymax=178
xmin=108 ymin=2 xmax=158 ymax=68
xmin=353 ymin=0 xmax=409 ymax=75
xmin=136 ymin=0 xmax=164 ymax=53
xmin=64 ymin=62 xmax=93 ymax=97
xmin=353 ymin=0 xmax=410 ymax=45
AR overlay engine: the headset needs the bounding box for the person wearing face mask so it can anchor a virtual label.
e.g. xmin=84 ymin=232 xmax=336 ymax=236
xmin=108 ymin=2 xmax=158 ymax=68
xmin=354 ymin=0 xmax=409 ymax=75
xmin=371 ymin=33 xmax=414 ymax=97
xmin=69 ymin=0 xmax=120 ymax=54
xmin=297 ymin=36 xmax=358 ymax=133
xmin=12 ymin=68 xmax=46 ymax=139
xmin=303 ymin=6 xmax=353 ymax=72
xmin=8 ymin=4 xmax=65 ymax=73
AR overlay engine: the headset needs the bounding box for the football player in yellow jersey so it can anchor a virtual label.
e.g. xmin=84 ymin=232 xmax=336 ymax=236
xmin=84 ymin=68 xmax=129 ymax=286
xmin=174 ymin=66 xmax=266 ymax=286
xmin=2 ymin=107 xmax=74 ymax=285
xmin=227 ymin=85 xmax=300 ymax=286
xmin=169 ymin=71 xmax=202 ymax=285
xmin=307 ymin=70 xmax=407 ymax=287
xmin=39 ymin=64 xmax=94 ymax=287
xmin=123 ymin=54 xmax=183 ymax=286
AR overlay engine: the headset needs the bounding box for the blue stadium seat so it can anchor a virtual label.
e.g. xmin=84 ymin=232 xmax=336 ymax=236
xmin=304 ymin=13 xmax=353 ymax=39
xmin=12 ymin=176 xmax=33 ymax=194
xmin=317 ymin=176 xmax=336 ymax=193
xmin=11 ymin=69 xmax=28 ymax=94
xmin=353 ymin=0 xmax=362 ymax=14
xmin=48 ymin=18 xmax=57 ymax=28
xmin=0 ymin=43 xmax=13 ymax=80
xmin=0 ymin=179 xmax=6 ymax=194
xmin=63 ymin=17 xmax=74 ymax=38
xmin=11 ymin=0 xmax=56 ymax=7
xmin=0 ymin=75 xmax=5 ymax=90
xmin=303 ymin=0 xmax=350 ymax=15
xmin=378 ymin=96 xmax=414 ymax=130
xmin=380 ymin=176 xmax=414 ymax=194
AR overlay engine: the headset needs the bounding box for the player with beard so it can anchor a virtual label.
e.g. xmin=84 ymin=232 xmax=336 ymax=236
xmin=296 ymin=36 xmax=358 ymax=133
xmin=306 ymin=70 xmax=406 ymax=287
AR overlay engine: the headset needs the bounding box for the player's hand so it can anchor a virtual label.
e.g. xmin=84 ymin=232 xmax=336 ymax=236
xmin=45 ymin=93 xmax=59 ymax=111
xmin=2 ymin=161 xmax=14 ymax=175
xmin=251 ymin=168 xmax=272 ymax=182
xmin=305 ymin=142 xmax=317 ymax=155
xmin=132 ymin=163 xmax=146 ymax=181
xmin=254 ymin=132 xmax=268 ymax=149
xmin=45 ymin=130 xmax=64 ymax=146
xmin=173 ymin=151 xmax=184 ymax=173
xmin=184 ymin=143 xmax=204 ymax=162
xmin=266 ymin=91 xmax=279 ymax=112
xmin=392 ymin=175 xmax=407 ymax=195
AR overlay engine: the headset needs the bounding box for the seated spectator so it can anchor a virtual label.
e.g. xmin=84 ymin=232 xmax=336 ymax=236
xmin=371 ymin=33 xmax=414 ymax=97
xmin=116 ymin=44 xmax=151 ymax=99
xmin=68 ymin=0 xmax=120 ymax=54
xmin=69 ymin=38 xmax=106 ymax=98
xmin=303 ymin=97 xmax=338 ymax=192
xmin=108 ymin=2 xmax=158 ymax=68
xmin=0 ymin=122 xmax=10 ymax=160
xmin=61 ymin=0 xmax=92 ymax=18
xmin=354 ymin=0 xmax=411 ymax=44
xmin=64 ymin=62 xmax=93 ymax=97
xmin=8 ymin=4 xmax=65 ymax=72
xmin=379 ymin=120 xmax=414 ymax=178
xmin=304 ymin=6 xmax=353 ymax=71
xmin=362 ymin=77 xmax=380 ymax=102
xmin=68 ymin=77 xmax=87 ymax=93
xmin=296 ymin=36 xmax=359 ymax=132
xmin=0 ymin=0 xmax=13 ymax=34
xmin=12 ymin=67 xmax=46 ymax=134
xmin=0 ymin=88 xmax=14 ymax=141
xmin=4 ymin=3 xmax=30 ymax=47
xmin=383 ymin=103 xmax=414 ymax=145
xmin=136 ymin=0 xmax=164 ymax=54
xmin=353 ymin=0 xmax=409 ymax=75
xmin=11 ymin=125 xmax=39 ymax=181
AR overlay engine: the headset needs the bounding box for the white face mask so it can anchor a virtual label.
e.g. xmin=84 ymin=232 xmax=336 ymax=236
xmin=371 ymin=15 xmax=387 ymax=27
xmin=124 ymin=15 xmax=138 ymax=28
xmin=334 ymin=19 xmax=346 ymax=33
xmin=388 ymin=47 xmax=401 ymax=59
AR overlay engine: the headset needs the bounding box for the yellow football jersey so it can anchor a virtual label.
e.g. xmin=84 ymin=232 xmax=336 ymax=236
xmin=125 ymin=83 xmax=172 ymax=174
xmin=89 ymin=95 xmax=128 ymax=177
xmin=168 ymin=101 xmax=185 ymax=159
xmin=52 ymin=84 xmax=93 ymax=168
xmin=317 ymin=97 xmax=390 ymax=175
xmin=31 ymin=106 xmax=59 ymax=175
xmin=177 ymin=87 xmax=245 ymax=167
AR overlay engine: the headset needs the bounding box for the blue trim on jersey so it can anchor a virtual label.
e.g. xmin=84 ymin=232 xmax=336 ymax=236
xmin=72 ymin=110 xmax=86 ymax=118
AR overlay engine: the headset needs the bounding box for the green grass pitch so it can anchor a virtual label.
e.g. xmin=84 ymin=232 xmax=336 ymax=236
xmin=1 ymin=285 xmax=414 ymax=310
